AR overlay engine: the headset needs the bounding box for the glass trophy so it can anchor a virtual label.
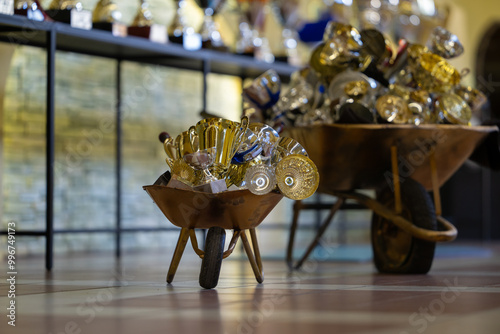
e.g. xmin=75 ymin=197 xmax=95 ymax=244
xmin=14 ymin=0 xmax=50 ymax=21
xmin=235 ymin=0 xmax=274 ymax=63
xmin=271 ymin=0 xmax=301 ymax=66
xmin=183 ymin=147 xmax=228 ymax=193
xmin=244 ymin=164 xmax=276 ymax=195
xmin=193 ymin=0 xmax=227 ymax=51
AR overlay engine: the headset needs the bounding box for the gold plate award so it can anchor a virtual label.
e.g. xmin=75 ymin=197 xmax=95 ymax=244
xmin=275 ymin=154 xmax=319 ymax=200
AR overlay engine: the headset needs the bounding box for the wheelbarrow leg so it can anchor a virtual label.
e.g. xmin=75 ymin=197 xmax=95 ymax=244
xmin=167 ymin=227 xmax=190 ymax=284
xmin=249 ymin=229 xmax=263 ymax=273
xmin=292 ymin=198 xmax=345 ymax=270
xmin=240 ymin=230 xmax=264 ymax=284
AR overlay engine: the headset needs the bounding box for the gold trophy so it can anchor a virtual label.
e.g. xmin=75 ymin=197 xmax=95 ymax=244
xmin=92 ymin=0 xmax=127 ymax=37
xmin=189 ymin=116 xmax=249 ymax=178
xmin=128 ymin=0 xmax=167 ymax=43
xmin=434 ymin=93 xmax=472 ymax=125
xmin=275 ymin=154 xmax=319 ymax=200
xmin=411 ymin=52 xmax=460 ymax=93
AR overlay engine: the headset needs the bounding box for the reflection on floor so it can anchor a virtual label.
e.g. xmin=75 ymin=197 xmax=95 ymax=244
xmin=1 ymin=242 xmax=500 ymax=334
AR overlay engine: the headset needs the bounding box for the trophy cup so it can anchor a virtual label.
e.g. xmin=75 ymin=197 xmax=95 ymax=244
xmin=189 ymin=116 xmax=249 ymax=178
xmin=46 ymin=0 xmax=92 ymax=30
xmin=183 ymin=147 xmax=228 ymax=193
xmin=375 ymin=94 xmax=411 ymax=124
xmin=244 ymin=164 xmax=276 ymax=195
xmin=429 ymin=26 xmax=463 ymax=59
xmin=193 ymin=0 xmax=227 ymax=50
xmin=128 ymin=0 xmax=167 ymax=43
xmin=271 ymin=136 xmax=307 ymax=165
xmin=410 ymin=52 xmax=460 ymax=93
xmin=271 ymin=0 xmax=301 ymax=65
xmin=434 ymin=93 xmax=472 ymax=125
xmin=275 ymin=154 xmax=319 ymax=201
xmin=168 ymin=0 xmax=196 ymax=47
xmin=92 ymin=0 xmax=127 ymax=37
xmin=14 ymin=0 xmax=50 ymax=21
xmin=236 ymin=0 xmax=274 ymax=63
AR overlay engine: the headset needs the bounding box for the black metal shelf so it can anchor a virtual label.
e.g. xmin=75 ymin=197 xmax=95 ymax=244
xmin=0 ymin=13 xmax=297 ymax=270
xmin=0 ymin=13 xmax=297 ymax=77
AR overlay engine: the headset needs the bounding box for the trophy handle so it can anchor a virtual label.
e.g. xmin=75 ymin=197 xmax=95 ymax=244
xmin=188 ymin=126 xmax=199 ymax=152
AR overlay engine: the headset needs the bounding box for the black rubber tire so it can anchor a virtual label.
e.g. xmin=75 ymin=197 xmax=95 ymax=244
xmin=371 ymin=178 xmax=437 ymax=274
xmin=199 ymin=227 xmax=226 ymax=289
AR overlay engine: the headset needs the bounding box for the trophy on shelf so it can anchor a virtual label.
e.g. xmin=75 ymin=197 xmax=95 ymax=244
xmin=193 ymin=0 xmax=228 ymax=51
xmin=1 ymin=0 xmax=14 ymax=15
xmin=128 ymin=0 xmax=167 ymax=43
xmin=92 ymin=0 xmax=127 ymax=37
xmin=168 ymin=0 xmax=187 ymax=44
xmin=14 ymin=0 xmax=50 ymax=21
xmin=45 ymin=0 xmax=92 ymax=30
xmin=271 ymin=0 xmax=301 ymax=65
xmin=235 ymin=0 xmax=274 ymax=63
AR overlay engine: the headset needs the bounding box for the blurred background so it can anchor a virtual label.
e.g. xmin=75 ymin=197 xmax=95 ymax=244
xmin=1 ymin=0 xmax=499 ymax=260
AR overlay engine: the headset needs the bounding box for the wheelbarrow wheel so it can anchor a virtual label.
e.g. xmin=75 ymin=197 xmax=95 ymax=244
xmin=199 ymin=227 xmax=226 ymax=289
xmin=371 ymin=178 xmax=437 ymax=274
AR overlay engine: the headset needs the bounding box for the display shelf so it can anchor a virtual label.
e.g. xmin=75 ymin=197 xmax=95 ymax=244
xmin=0 ymin=13 xmax=298 ymax=270
xmin=0 ymin=13 xmax=297 ymax=78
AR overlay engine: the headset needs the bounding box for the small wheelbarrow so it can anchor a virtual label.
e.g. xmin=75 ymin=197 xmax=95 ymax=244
xmin=143 ymin=185 xmax=283 ymax=288
xmin=284 ymin=124 xmax=499 ymax=273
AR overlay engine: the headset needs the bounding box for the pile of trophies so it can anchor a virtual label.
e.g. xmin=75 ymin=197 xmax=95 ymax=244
xmin=243 ymin=21 xmax=487 ymax=129
xmin=157 ymin=117 xmax=319 ymax=200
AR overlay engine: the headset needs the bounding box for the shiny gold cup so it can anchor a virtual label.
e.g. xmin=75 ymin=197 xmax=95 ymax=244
xmin=412 ymin=52 xmax=461 ymax=93
xmin=189 ymin=116 xmax=250 ymax=177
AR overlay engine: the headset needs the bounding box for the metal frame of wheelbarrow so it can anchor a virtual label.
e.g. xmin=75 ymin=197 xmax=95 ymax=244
xmin=166 ymin=227 xmax=265 ymax=284
xmin=143 ymin=185 xmax=283 ymax=288
xmin=286 ymin=144 xmax=458 ymax=270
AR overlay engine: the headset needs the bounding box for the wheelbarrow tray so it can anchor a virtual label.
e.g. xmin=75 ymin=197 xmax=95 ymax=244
xmin=285 ymin=124 xmax=498 ymax=192
xmin=143 ymin=185 xmax=283 ymax=230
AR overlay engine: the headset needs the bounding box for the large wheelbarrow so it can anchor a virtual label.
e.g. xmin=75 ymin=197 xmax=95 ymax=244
xmin=284 ymin=124 xmax=499 ymax=273
xmin=143 ymin=185 xmax=283 ymax=288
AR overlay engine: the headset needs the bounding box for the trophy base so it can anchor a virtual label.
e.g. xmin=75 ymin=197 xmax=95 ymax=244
xmin=14 ymin=8 xmax=47 ymax=21
xmin=201 ymin=40 xmax=228 ymax=52
xmin=274 ymin=55 xmax=288 ymax=63
xmin=93 ymin=22 xmax=128 ymax=37
xmin=168 ymin=35 xmax=183 ymax=45
xmin=128 ymin=25 xmax=167 ymax=44
xmin=1 ymin=0 xmax=14 ymax=15
xmin=46 ymin=9 xmax=92 ymax=30
xmin=193 ymin=179 xmax=227 ymax=194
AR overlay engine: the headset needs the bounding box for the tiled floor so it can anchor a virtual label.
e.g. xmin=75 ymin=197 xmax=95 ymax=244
xmin=1 ymin=242 xmax=500 ymax=334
